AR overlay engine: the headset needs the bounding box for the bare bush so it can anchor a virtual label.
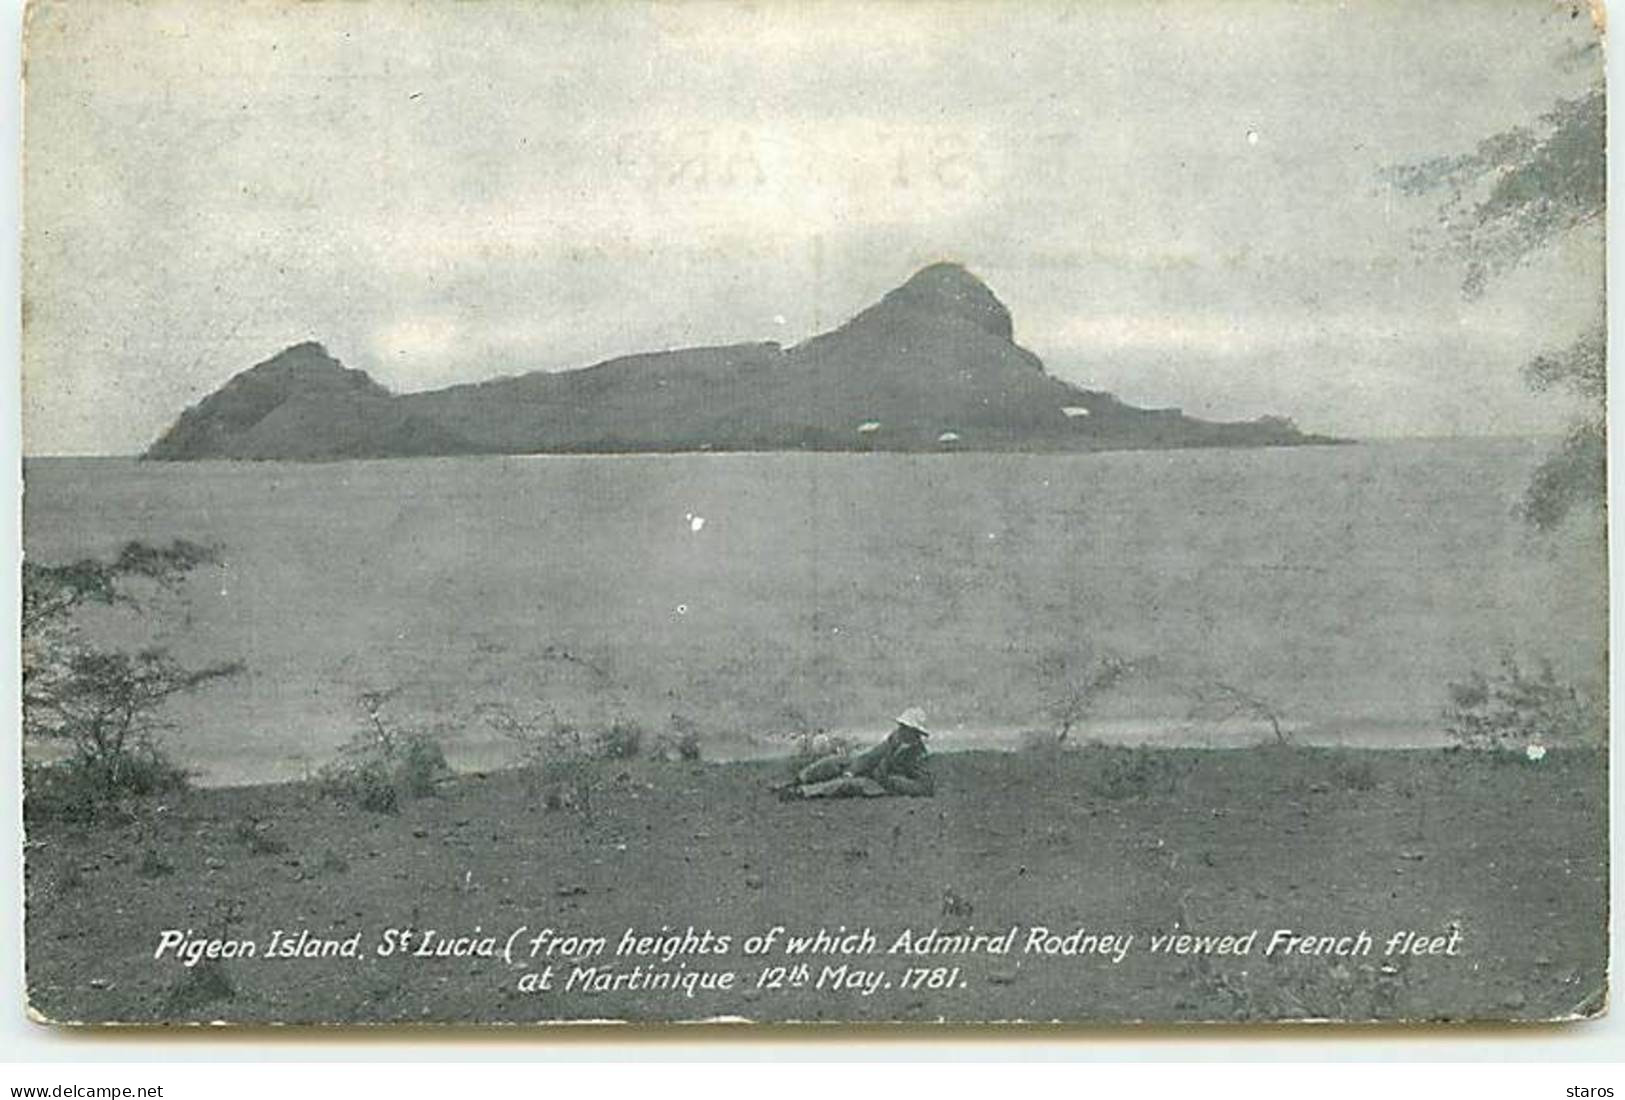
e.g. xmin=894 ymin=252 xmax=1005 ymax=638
xmin=1444 ymin=655 xmax=1601 ymax=751
xmin=479 ymin=703 xmax=597 ymax=820
xmin=23 ymin=540 xmax=243 ymax=818
xmin=594 ymin=718 xmax=645 ymax=760
xmin=1037 ymin=651 xmax=1136 ymax=743
xmin=1188 ymin=680 xmax=1289 ymax=745
xmin=319 ymin=690 xmax=451 ymax=813
xmin=657 ymin=713 xmax=704 ymax=762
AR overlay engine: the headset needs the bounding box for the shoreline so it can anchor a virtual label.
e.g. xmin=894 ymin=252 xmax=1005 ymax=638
xmin=22 ymin=433 xmax=1570 ymax=464
xmin=24 ymin=743 xmax=1607 ymax=1025
xmin=23 ymin=737 xmax=1581 ymax=796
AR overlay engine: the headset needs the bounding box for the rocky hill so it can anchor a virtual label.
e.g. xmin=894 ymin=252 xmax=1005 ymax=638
xmin=146 ymin=264 xmax=1338 ymax=460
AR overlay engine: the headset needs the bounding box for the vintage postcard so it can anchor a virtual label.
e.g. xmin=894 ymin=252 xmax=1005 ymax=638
xmin=19 ymin=0 xmax=1607 ymax=1026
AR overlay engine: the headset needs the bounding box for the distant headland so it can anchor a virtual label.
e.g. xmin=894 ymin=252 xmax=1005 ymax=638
xmin=145 ymin=263 xmax=1342 ymax=461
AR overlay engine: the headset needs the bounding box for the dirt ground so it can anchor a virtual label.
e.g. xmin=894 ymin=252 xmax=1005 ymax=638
xmin=23 ymin=745 xmax=1608 ymax=1027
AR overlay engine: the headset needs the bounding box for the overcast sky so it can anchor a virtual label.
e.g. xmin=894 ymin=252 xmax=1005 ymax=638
xmin=22 ymin=0 xmax=1604 ymax=455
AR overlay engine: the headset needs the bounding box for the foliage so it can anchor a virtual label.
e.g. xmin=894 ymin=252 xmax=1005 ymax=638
xmin=1444 ymin=655 xmax=1601 ymax=750
xmin=396 ymin=730 xmax=451 ymax=797
xmin=334 ymin=760 xmax=400 ymax=814
xmin=1520 ymin=417 xmax=1606 ymax=532
xmin=37 ymin=649 xmax=240 ymax=790
xmin=536 ymin=723 xmax=596 ymax=817
xmin=1525 ymin=323 xmax=1607 ymax=405
xmin=656 ymin=713 xmax=704 ymax=762
xmin=21 ymin=538 xmax=218 ymax=635
xmin=480 ymin=704 xmax=598 ymax=819
xmin=1385 ymin=88 xmax=1603 ymax=298
xmin=1038 ymin=650 xmax=1135 ymax=742
xmin=1518 ymin=326 xmax=1606 ymax=531
xmin=1388 ymin=81 xmax=1605 ymax=533
xmin=319 ymin=691 xmax=450 ymax=813
xmin=22 ymin=540 xmax=242 ymax=814
xmin=24 ymin=764 xmax=101 ymax=826
xmin=24 ymin=746 xmax=192 ymax=824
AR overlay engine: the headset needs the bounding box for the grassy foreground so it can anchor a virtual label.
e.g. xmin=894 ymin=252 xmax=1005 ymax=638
xmin=24 ymin=744 xmax=1607 ymax=1026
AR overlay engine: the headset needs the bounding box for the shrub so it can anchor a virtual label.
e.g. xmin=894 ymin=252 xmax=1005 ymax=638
xmin=103 ymin=743 xmax=193 ymax=796
xmin=1444 ymin=655 xmax=1602 ymax=750
xmin=594 ymin=719 xmax=644 ymax=760
xmin=658 ymin=714 xmax=704 ymax=762
xmin=1518 ymin=331 xmax=1606 ymax=533
xmin=396 ymin=733 xmax=450 ymax=797
xmin=319 ymin=693 xmax=450 ymax=813
xmin=339 ymin=761 xmax=400 ymax=814
xmin=537 ymin=722 xmax=596 ymax=817
xmin=25 ymin=650 xmax=227 ymax=813
xmin=23 ymin=541 xmax=242 ymax=814
xmin=22 ymin=539 xmax=218 ymax=635
xmin=23 ymin=768 xmax=101 ymax=825
xmin=22 ymin=750 xmax=187 ymax=825
xmin=1188 ymin=680 xmax=1289 ymax=745
xmin=481 ymin=704 xmax=598 ymax=819
xmin=1038 ymin=651 xmax=1136 ymax=741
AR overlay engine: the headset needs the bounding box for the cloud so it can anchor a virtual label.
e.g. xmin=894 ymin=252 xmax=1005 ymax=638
xmin=1041 ymin=304 xmax=1536 ymax=361
xmin=20 ymin=0 xmax=1604 ymax=453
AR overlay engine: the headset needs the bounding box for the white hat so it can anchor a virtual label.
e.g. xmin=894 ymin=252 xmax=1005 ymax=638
xmin=894 ymin=707 xmax=932 ymax=736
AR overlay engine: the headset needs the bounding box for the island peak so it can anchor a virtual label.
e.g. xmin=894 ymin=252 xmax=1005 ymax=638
xmin=145 ymin=268 xmax=1338 ymax=460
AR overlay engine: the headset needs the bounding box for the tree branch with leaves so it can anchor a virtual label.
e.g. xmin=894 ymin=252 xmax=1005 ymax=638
xmin=1387 ymin=80 xmax=1605 ymax=532
xmin=23 ymin=539 xmax=243 ymax=805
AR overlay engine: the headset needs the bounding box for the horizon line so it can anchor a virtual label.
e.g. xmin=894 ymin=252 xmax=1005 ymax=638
xmin=18 ymin=432 xmax=1572 ymax=461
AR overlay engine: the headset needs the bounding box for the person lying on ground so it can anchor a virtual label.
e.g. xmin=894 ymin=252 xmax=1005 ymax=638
xmin=774 ymin=707 xmax=935 ymax=799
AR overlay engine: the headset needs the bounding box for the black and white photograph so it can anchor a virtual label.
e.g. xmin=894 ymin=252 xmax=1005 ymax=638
xmin=17 ymin=0 xmax=1608 ymax=1027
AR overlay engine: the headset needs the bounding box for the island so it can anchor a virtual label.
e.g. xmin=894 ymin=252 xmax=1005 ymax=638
xmin=146 ymin=263 xmax=1341 ymax=460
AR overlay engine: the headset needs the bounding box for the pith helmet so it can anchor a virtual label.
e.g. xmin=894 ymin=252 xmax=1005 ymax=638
xmin=894 ymin=707 xmax=932 ymax=736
